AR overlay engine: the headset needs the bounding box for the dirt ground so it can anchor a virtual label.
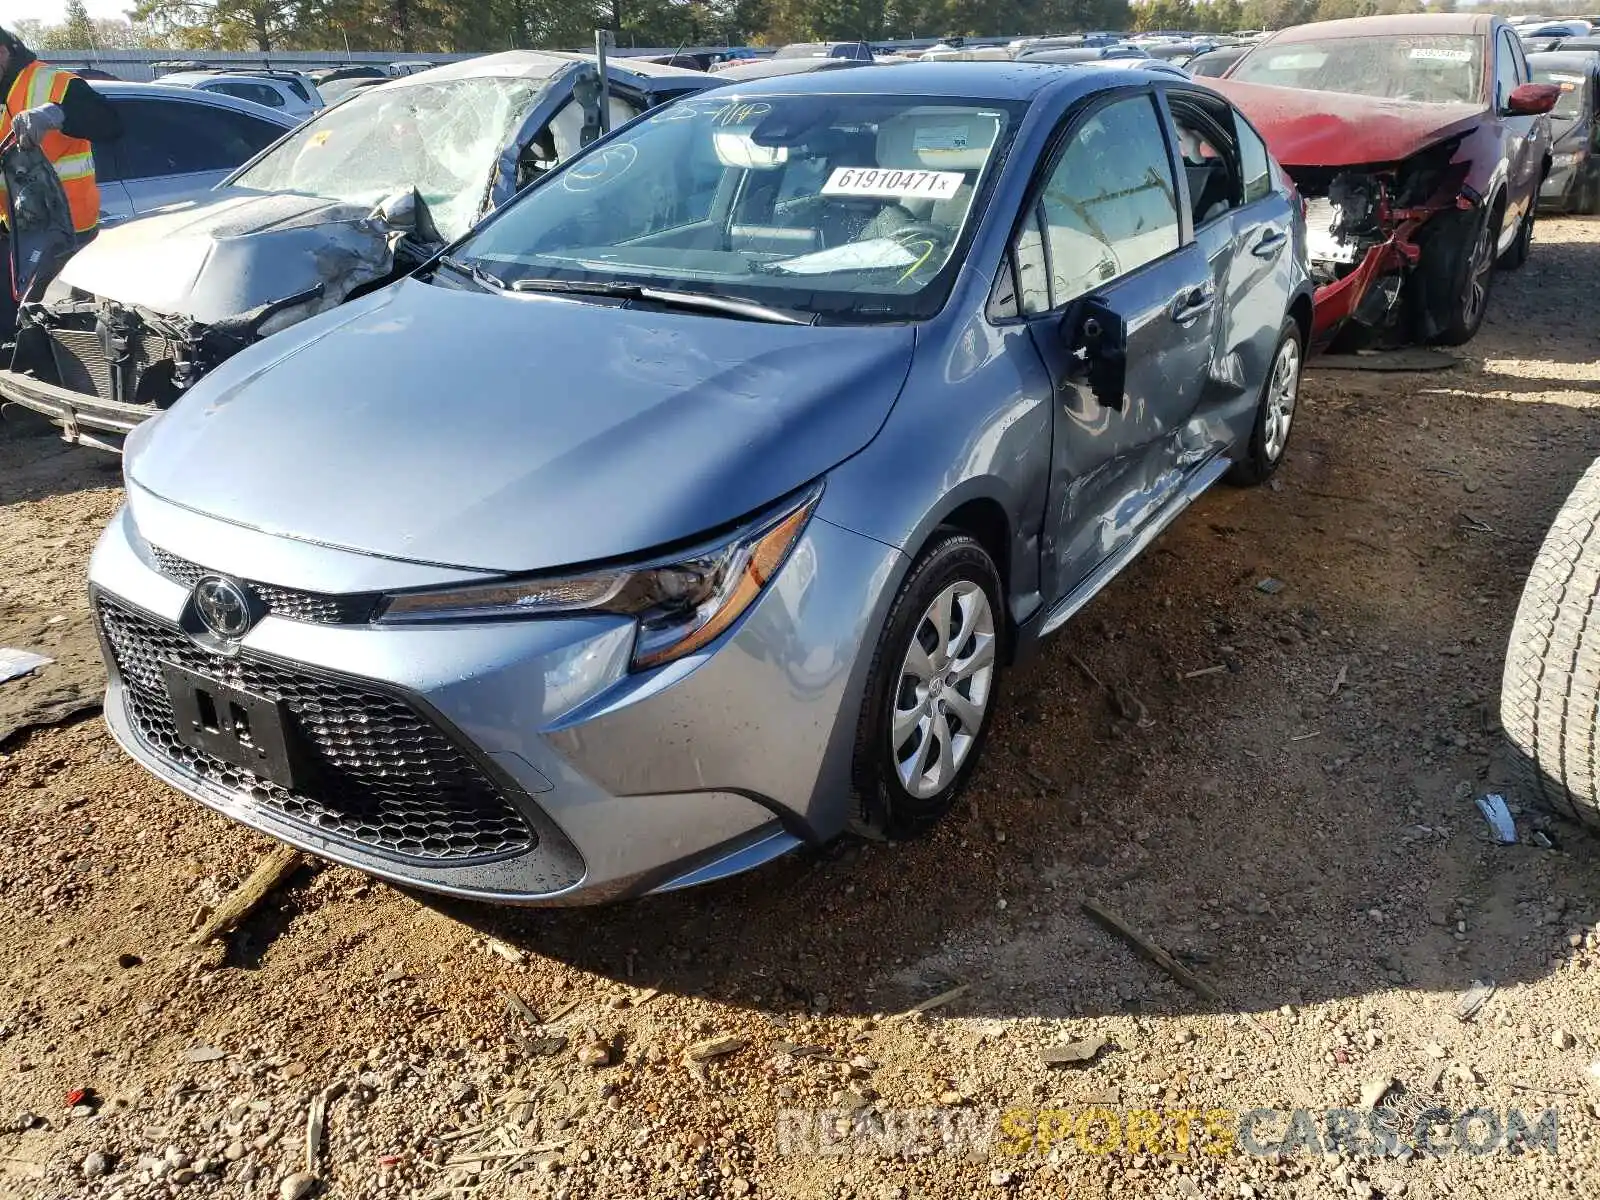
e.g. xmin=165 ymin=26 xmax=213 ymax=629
xmin=3 ymin=219 xmax=1600 ymax=1200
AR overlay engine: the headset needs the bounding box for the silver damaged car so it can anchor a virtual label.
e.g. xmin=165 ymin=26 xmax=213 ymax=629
xmin=88 ymin=64 xmax=1312 ymax=904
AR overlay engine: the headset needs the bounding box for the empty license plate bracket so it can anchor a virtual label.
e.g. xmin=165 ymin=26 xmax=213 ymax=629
xmin=161 ymin=662 xmax=300 ymax=789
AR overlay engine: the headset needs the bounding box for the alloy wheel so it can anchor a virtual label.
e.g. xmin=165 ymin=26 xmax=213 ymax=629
xmin=1463 ymin=215 xmax=1496 ymax=326
xmin=891 ymin=580 xmax=997 ymax=799
xmin=1262 ymin=336 xmax=1301 ymax=463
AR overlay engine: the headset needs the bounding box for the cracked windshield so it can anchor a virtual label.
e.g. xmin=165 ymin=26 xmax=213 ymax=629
xmin=233 ymin=73 xmax=549 ymax=240
xmin=453 ymin=93 xmax=1023 ymax=321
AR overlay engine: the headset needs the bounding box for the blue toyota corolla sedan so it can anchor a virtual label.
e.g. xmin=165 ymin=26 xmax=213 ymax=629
xmin=88 ymin=63 xmax=1312 ymax=905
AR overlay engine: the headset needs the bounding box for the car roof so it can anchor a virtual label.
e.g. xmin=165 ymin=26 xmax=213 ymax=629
xmin=707 ymin=60 xmax=1079 ymax=101
xmin=712 ymin=57 xmax=864 ymax=80
xmin=1269 ymin=13 xmax=1494 ymax=41
xmin=159 ymin=71 xmax=295 ymax=88
xmin=87 ymin=79 xmax=300 ymax=123
xmin=409 ymin=49 xmax=709 ymax=87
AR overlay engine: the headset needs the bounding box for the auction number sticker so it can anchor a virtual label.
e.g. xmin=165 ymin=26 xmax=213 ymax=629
xmin=1408 ymin=47 xmax=1472 ymax=62
xmin=822 ymin=167 xmax=964 ymax=200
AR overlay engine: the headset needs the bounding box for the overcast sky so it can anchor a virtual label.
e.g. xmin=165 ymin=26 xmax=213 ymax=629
xmin=8 ymin=1 xmax=132 ymax=24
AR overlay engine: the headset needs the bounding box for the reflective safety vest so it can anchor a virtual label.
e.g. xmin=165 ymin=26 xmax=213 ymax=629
xmin=0 ymin=61 xmax=100 ymax=234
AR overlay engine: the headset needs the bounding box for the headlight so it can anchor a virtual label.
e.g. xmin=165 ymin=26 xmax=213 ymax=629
xmin=377 ymin=486 xmax=820 ymax=670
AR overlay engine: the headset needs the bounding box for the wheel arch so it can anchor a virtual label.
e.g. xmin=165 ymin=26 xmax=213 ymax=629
xmin=905 ymin=486 xmax=1033 ymax=657
xmin=1288 ymin=290 xmax=1313 ymax=349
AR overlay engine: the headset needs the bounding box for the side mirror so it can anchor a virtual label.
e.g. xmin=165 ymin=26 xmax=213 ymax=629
xmin=1061 ymin=298 xmax=1127 ymax=409
xmin=1507 ymin=82 xmax=1560 ymax=116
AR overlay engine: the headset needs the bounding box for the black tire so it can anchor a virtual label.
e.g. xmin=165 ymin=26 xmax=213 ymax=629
xmin=851 ymin=533 xmax=1003 ymax=840
xmin=1413 ymin=202 xmax=1502 ymax=347
xmin=1501 ymin=458 xmax=1600 ymax=833
xmin=1579 ymin=167 xmax=1600 ymax=217
xmin=1497 ymin=204 xmax=1534 ymax=270
xmin=1226 ymin=318 xmax=1304 ymax=488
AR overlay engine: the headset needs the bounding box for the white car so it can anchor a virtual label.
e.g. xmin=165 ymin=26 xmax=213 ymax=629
xmin=87 ymin=82 xmax=298 ymax=227
xmin=155 ymin=71 xmax=324 ymax=121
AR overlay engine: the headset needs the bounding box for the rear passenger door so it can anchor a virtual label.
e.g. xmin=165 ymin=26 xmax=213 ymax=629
xmin=1005 ymin=89 xmax=1221 ymax=600
xmin=1169 ymin=89 xmax=1296 ymax=394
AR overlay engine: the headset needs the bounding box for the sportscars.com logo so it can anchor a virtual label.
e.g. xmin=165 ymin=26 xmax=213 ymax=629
xmin=776 ymin=1105 xmax=1562 ymax=1159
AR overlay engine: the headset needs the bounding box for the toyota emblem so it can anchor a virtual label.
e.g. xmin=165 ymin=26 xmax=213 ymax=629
xmin=193 ymin=576 xmax=255 ymax=639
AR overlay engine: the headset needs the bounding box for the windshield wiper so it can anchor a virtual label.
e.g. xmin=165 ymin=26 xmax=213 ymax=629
xmin=510 ymin=277 xmax=811 ymax=325
xmin=436 ymin=254 xmax=508 ymax=292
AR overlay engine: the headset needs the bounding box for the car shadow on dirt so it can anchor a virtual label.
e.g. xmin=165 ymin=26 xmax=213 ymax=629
xmin=0 ymin=425 xmax=121 ymax=505
xmin=422 ymin=373 xmax=1600 ymax=1028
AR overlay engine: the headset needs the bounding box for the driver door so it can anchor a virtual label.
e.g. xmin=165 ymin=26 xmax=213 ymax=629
xmin=1008 ymin=91 xmax=1220 ymax=602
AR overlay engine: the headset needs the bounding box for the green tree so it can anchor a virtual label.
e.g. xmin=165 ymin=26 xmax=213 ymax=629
xmin=131 ymin=0 xmax=313 ymax=51
xmin=1135 ymin=0 xmax=1196 ymax=32
xmin=63 ymin=0 xmax=96 ymax=47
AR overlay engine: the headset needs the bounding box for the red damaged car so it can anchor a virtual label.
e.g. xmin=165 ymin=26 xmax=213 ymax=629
xmin=1213 ymin=14 xmax=1558 ymax=348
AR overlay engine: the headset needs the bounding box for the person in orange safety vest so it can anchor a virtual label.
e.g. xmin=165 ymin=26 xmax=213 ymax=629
xmin=1 ymin=23 xmax=122 ymax=344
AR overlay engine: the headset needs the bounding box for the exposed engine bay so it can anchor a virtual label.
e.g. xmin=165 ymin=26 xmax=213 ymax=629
xmin=1281 ymin=138 xmax=1470 ymax=344
xmin=12 ymin=190 xmax=428 ymax=414
xmin=0 ymin=54 xmax=712 ymax=450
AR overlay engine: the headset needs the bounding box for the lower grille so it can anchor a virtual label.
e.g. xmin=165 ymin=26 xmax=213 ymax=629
xmin=46 ymin=324 xmax=177 ymax=404
xmin=150 ymin=546 xmax=379 ymax=626
xmin=48 ymin=328 xmax=111 ymax=399
xmin=97 ymin=597 xmax=535 ymax=862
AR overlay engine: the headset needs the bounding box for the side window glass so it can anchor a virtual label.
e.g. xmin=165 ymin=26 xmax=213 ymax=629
xmin=214 ymin=81 xmax=285 ymax=108
xmin=1014 ymin=204 xmax=1049 ymax=315
xmin=117 ymin=100 xmax=279 ymax=179
xmin=1494 ymin=32 xmax=1519 ymax=109
xmin=1236 ymin=118 xmax=1273 ymax=204
xmin=1508 ymin=33 xmax=1529 ymax=83
xmin=94 ymin=101 xmax=124 ymax=182
xmin=1171 ymin=108 xmax=1240 ymax=226
xmin=1037 ymin=95 xmax=1180 ymax=308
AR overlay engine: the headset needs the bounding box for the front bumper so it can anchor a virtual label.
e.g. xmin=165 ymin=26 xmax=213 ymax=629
xmin=0 ymin=367 xmax=147 ymax=452
xmin=89 ymin=497 xmax=903 ymax=904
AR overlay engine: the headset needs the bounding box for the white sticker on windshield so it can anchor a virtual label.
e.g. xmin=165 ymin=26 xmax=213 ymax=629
xmin=770 ymin=238 xmax=919 ymax=275
xmin=1409 ymin=47 xmax=1472 ymax=62
xmin=822 ymin=167 xmax=965 ymax=200
xmin=913 ymin=125 xmax=972 ymax=153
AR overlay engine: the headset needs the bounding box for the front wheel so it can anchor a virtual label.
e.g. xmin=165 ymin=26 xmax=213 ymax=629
xmin=1416 ymin=204 xmax=1501 ymax=347
xmin=851 ymin=534 xmax=1003 ymax=840
xmin=1226 ymin=319 xmax=1303 ymax=487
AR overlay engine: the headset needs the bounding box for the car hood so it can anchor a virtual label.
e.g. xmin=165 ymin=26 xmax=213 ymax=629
xmin=1209 ymin=80 xmax=1485 ymax=166
xmin=126 ymin=278 xmax=916 ymax=573
xmin=54 ymin=188 xmax=394 ymax=326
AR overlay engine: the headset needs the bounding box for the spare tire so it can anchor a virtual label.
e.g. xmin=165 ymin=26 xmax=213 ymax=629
xmin=1501 ymin=458 xmax=1600 ymax=831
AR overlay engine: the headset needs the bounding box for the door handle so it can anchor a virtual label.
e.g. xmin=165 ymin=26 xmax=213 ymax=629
xmin=1251 ymin=228 xmax=1288 ymax=258
xmin=1170 ymin=281 xmax=1215 ymax=325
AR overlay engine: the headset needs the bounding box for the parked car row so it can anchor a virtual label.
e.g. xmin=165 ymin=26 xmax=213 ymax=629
xmin=10 ymin=58 xmax=1316 ymax=906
